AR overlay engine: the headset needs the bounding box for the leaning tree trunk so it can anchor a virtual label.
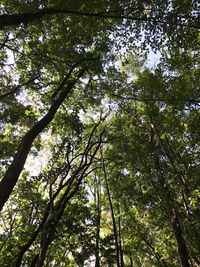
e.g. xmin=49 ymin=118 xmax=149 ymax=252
xmin=0 ymin=69 xmax=85 ymax=211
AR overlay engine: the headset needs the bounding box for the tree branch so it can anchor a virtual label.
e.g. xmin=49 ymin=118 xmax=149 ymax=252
xmin=0 ymin=8 xmax=198 ymax=29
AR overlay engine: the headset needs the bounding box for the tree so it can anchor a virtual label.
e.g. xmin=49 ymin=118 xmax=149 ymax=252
xmin=105 ymin=60 xmax=200 ymax=266
xmin=0 ymin=67 xmax=85 ymax=211
xmin=0 ymin=1 xmax=199 ymax=266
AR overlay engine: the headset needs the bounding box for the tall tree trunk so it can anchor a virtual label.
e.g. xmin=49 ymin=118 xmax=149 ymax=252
xmin=149 ymin=114 xmax=191 ymax=215
xmin=30 ymin=254 xmax=39 ymax=267
xmin=156 ymin=163 xmax=191 ymax=267
xmin=102 ymin=157 xmax=120 ymax=267
xmin=149 ymin=115 xmax=191 ymax=267
xmin=94 ymin=175 xmax=101 ymax=267
xmin=171 ymin=208 xmax=191 ymax=267
xmin=16 ymin=209 xmax=49 ymax=266
xmin=159 ymin=173 xmax=191 ymax=267
xmin=118 ymin=205 xmax=124 ymax=267
xmin=130 ymin=257 xmax=133 ymax=267
xmin=36 ymin=227 xmax=55 ymax=267
xmin=0 ymin=69 xmax=84 ymax=211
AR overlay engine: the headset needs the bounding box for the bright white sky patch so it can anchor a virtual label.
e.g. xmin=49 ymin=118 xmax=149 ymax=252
xmin=24 ymin=130 xmax=52 ymax=176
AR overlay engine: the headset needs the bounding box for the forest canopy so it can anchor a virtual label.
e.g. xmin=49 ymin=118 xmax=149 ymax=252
xmin=0 ymin=1 xmax=199 ymax=266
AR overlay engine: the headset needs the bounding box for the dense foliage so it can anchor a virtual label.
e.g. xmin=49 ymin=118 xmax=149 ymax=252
xmin=0 ymin=1 xmax=199 ymax=266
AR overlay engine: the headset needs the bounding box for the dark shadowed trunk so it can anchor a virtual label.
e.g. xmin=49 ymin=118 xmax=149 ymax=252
xmin=171 ymin=208 xmax=191 ymax=267
xmin=0 ymin=8 xmax=147 ymax=29
xmin=156 ymin=165 xmax=191 ymax=267
xmin=130 ymin=257 xmax=133 ymax=267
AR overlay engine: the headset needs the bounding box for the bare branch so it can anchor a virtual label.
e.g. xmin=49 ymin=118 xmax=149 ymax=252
xmin=0 ymin=74 xmax=40 ymax=99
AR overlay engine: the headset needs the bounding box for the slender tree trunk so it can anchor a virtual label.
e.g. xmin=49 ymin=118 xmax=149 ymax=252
xmin=95 ymin=176 xmax=101 ymax=267
xmin=30 ymin=254 xmax=39 ymax=267
xmin=0 ymin=69 xmax=84 ymax=211
xmin=149 ymin=116 xmax=191 ymax=267
xmin=130 ymin=257 xmax=133 ymax=267
xmin=36 ymin=228 xmax=55 ymax=267
xmin=171 ymin=208 xmax=191 ymax=267
xmin=102 ymin=157 xmax=120 ymax=267
xmin=135 ymin=257 xmax=141 ymax=267
xmin=149 ymin=115 xmax=191 ymax=214
xmin=159 ymin=173 xmax=191 ymax=267
xmin=159 ymin=176 xmax=191 ymax=267
xmin=16 ymin=210 xmax=49 ymax=266
xmin=157 ymin=166 xmax=191 ymax=267
xmin=118 ymin=205 xmax=124 ymax=267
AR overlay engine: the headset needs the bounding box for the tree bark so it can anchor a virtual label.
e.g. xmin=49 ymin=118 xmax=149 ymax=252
xmin=0 ymin=8 xmax=147 ymax=29
xmin=102 ymin=157 xmax=120 ymax=267
xmin=0 ymin=69 xmax=84 ymax=211
xmin=36 ymin=225 xmax=56 ymax=267
xmin=130 ymin=257 xmax=133 ymax=267
xmin=0 ymin=8 xmax=197 ymax=30
xmin=16 ymin=205 xmax=51 ymax=266
xmin=118 ymin=205 xmax=124 ymax=267
xmin=154 ymin=160 xmax=191 ymax=267
xmin=158 ymin=170 xmax=191 ymax=267
xmin=149 ymin=115 xmax=191 ymax=267
xmin=94 ymin=176 xmax=101 ymax=267
xmin=171 ymin=208 xmax=191 ymax=267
